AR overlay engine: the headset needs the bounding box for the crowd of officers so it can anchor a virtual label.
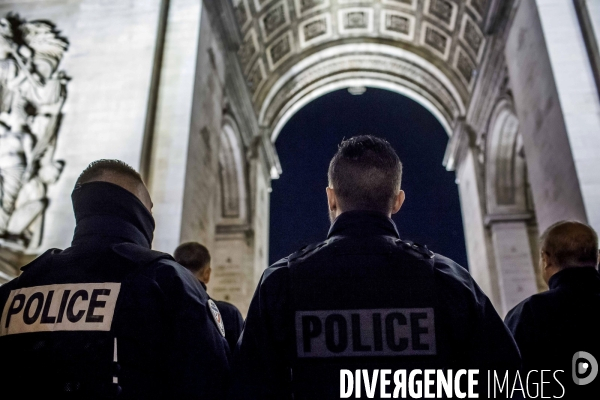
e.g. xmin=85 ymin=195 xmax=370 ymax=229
xmin=0 ymin=136 xmax=598 ymax=399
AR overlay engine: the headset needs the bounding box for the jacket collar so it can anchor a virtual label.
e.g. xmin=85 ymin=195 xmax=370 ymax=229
xmin=327 ymin=210 xmax=400 ymax=239
xmin=70 ymin=181 xmax=155 ymax=248
xmin=548 ymin=267 xmax=600 ymax=291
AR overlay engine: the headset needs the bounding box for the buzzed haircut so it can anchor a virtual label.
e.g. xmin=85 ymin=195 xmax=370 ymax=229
xmin=174 ymin=242 xmax=211 ymax=273
xmin=328 ymin=135 xmax=402 ymax=213
xmin=541 ymin=221 xmax=599 ymax=269
xmin=76 ymin=159 xmax=143 ymax=187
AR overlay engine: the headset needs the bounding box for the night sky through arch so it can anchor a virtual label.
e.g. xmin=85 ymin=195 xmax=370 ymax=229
xmin=269 ymin=88 xmax=468 ymax=268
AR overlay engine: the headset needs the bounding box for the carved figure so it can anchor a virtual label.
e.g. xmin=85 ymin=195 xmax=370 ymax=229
xmin=0 ymin=14 xmax=68 ymax=249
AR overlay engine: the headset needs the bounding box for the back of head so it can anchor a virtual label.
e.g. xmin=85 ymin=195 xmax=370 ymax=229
xmin=541 ymin=221 xmax=599 ymax=269
xmin=174 ymin=242 xmax=211 ymax=273
xmin=328 ymin=135 xmax=402 ymax=213
xmin=75 ymin=159 xmax=151 ymax=211
xmin=77 ymin=159 xmax=143 ymax=186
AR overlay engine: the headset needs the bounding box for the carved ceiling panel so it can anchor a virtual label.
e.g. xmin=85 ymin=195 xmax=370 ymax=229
xmin=230 ymin=0 xmax=490 ymax=120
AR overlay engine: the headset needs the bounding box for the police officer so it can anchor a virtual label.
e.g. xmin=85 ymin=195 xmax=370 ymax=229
xmin=505 ymin=221 xmax=600 ymax=397
xmin=174 ymin=241 xmax=244 ymax=351
xmin=0 ymin=160 xmax=230 ymax=399
xmin=231 ymin=136 xmax=520 ymax=399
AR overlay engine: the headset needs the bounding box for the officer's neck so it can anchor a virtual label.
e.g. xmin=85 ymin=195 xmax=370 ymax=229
xmin=328 ymin=210 xmax=400 ymax=239
xmin=71 ymin=182 xmax=154 ymax=248
xmin=335 ymin=208 xmax=392 ymax=219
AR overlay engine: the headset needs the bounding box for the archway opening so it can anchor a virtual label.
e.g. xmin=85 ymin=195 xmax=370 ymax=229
xmin=269 ymin=87 xmax=467 ymax=267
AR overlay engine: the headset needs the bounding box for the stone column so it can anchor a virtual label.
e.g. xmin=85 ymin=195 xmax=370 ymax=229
xmin=146 ymin=0 xmax=204 ymax=252
xmin=535 ymin=0 xmax=600 ymax=231
xmin=251 ymin=148 xmax=272 ymax=287
xmin=488 ymin=219 xmax=538 ymax=315
xmin=211 ymin=229 xmax=254 ymax=314
xmin=208 ymin=134 xmax=277 ymax=316
xmin=586 ymin=1 xmax=600 ymax=45
xmin=505 ymin=0 xmax=600 ymax=232
xmin=445 ymin=121 xmax=502 ymax=310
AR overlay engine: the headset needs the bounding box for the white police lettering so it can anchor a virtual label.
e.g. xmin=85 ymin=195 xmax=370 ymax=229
xmin=0 ymin=283 xmax=121 ymax=336
xmin=296 ymin=308 xmax=436 ymax=358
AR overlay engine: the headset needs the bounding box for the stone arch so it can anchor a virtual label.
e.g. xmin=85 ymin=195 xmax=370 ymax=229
xmin=231 ymin=0 xmax=491 ymax=137
xmin=485 ymin=98 xmax=528 ymax=217
xmin=209 ymin=114 xmax=255 ymax=312
xmin=224 ymin=0 xmax=531 ymax=312
xmin=217 ymin=115 xmax=249 ymax=226
xmin=483 ymin=98 xmax=541 ymax=315
xmin=259 ymin=43 xmax=466 ymax=139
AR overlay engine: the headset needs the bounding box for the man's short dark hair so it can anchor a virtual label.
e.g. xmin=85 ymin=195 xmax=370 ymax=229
xmin=541 ymin=221 xmax=599 ymax=269
xmin=174 ymin=242 xmax=211 ymax=273
xmin=76 ymin=159 xmax=144 ymax=187
xmin=328 ymin=135 xmax=402 ymax=213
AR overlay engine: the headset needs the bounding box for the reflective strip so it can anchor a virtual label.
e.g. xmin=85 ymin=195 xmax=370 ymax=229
xmin=113 ymin=337 xmax=118 ymax=362
xmin=0 ymin=283 xmax=121 ymax=336
xmin=113 ymin=337 xmax=119 ymax=384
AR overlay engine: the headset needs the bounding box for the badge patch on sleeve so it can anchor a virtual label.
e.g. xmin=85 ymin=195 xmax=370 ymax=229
xmin=208 ymin=299 xmax=226 ymax=337
xmin=0 ymin=283 xmax=121 ymax=337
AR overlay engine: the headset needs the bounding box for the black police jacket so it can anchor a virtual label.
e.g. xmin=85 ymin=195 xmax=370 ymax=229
xmin=0 ymin=182 xmax=230 ymax=399
xmin=505 ymin=267 xmax=600 ymax=398
xmin=230 ymin=211 xmax=520 ymax=399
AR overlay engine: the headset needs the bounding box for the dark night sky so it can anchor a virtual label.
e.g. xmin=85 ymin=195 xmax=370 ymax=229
xmin=269 ymin=88 xmax=468 ymax=268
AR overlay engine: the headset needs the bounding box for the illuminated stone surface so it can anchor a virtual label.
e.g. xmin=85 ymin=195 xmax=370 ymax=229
xmin=0 ymin=0 xmax=598 ymax=317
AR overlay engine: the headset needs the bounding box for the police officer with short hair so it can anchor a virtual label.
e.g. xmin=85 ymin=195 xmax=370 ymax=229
xmin=174 ymin=241 xmax=244 ymax=351
xmin=0 ymin=160 xmax=230 ymax=399
xmin=231 ymin=135 xmax=520 ymax=399
xmin=505 ymin=221 xmax=600 ymax=397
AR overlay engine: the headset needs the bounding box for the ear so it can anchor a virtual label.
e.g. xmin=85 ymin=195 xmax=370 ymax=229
xmin=194 ymin=269 xmax=205 ymax=283
xmin=391 ymin=190 xmax=405 ymax=215
xmin=326 ymin=187 xmax=337 ymax=212
xmin=203 ymin=266 xmax=212 ymax=285
xmin=541 ymin=251 xmax=551 ymax=270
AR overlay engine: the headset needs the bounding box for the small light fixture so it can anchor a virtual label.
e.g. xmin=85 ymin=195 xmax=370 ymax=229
xmin=348 ymin=86 xmax=367 ymax=95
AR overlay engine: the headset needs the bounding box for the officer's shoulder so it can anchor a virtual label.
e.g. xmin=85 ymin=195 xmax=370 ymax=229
xmin=19 ymin=248 xmax=63 ymax=272
xmin=504 ymin=294 xmax=540 ymax=329
xmin=214 ymin=299 xmax=241 ymax=315
xmin=505 ymin=297 xmax=527 ymax=324
xmin=393 ymin=238 xmax=436 ymax=261
xmin=287 ymin=237 xmax=341 ymax=266
xmin=111 ymin=243 xmax=175 ymax=267
xmin=261 ymin=239 xmax=327 ymax=277
xmin=506 ymin=288 xmax=553 ymax=321
xmin=261 ymin=255 xmax=292 ymax=285
xmin=430 ymin=253 xmax=479 ymax=293
xmin=0 ymin=249 xmax=61 ymax=296
xmin=0 ymin=270 xmax=22 ymax=295
xmin=111 ymin=242 xmax=193 ymax=283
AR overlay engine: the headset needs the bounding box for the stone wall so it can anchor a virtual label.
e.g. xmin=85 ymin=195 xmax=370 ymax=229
xmin=2 ymin=0 xmax=598 ymax=317
xmin=534 ymin=0 xmax=600 ymax=233
xmin=505 ymin=0 xmax=592 ymax=232
xmin=178 ymin=5 xmax=225 ymax=253
xmin=147 ymin=0 xmax=205 ymax=254
xmin=0 ymin=0 xmax=161 ymax=256
xmin=448 ymin=0 xmax=542 ymax=314
xmin=0 ymin=0 xmax=270 ymax=313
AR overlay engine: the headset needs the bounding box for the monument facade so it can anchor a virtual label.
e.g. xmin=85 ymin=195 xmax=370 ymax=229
xmin=0 ymin=0 xmax=598 ymax=316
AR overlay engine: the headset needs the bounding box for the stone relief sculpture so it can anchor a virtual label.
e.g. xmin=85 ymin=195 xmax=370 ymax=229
xmin=0 ymin=14 xmax=68 ymax=250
